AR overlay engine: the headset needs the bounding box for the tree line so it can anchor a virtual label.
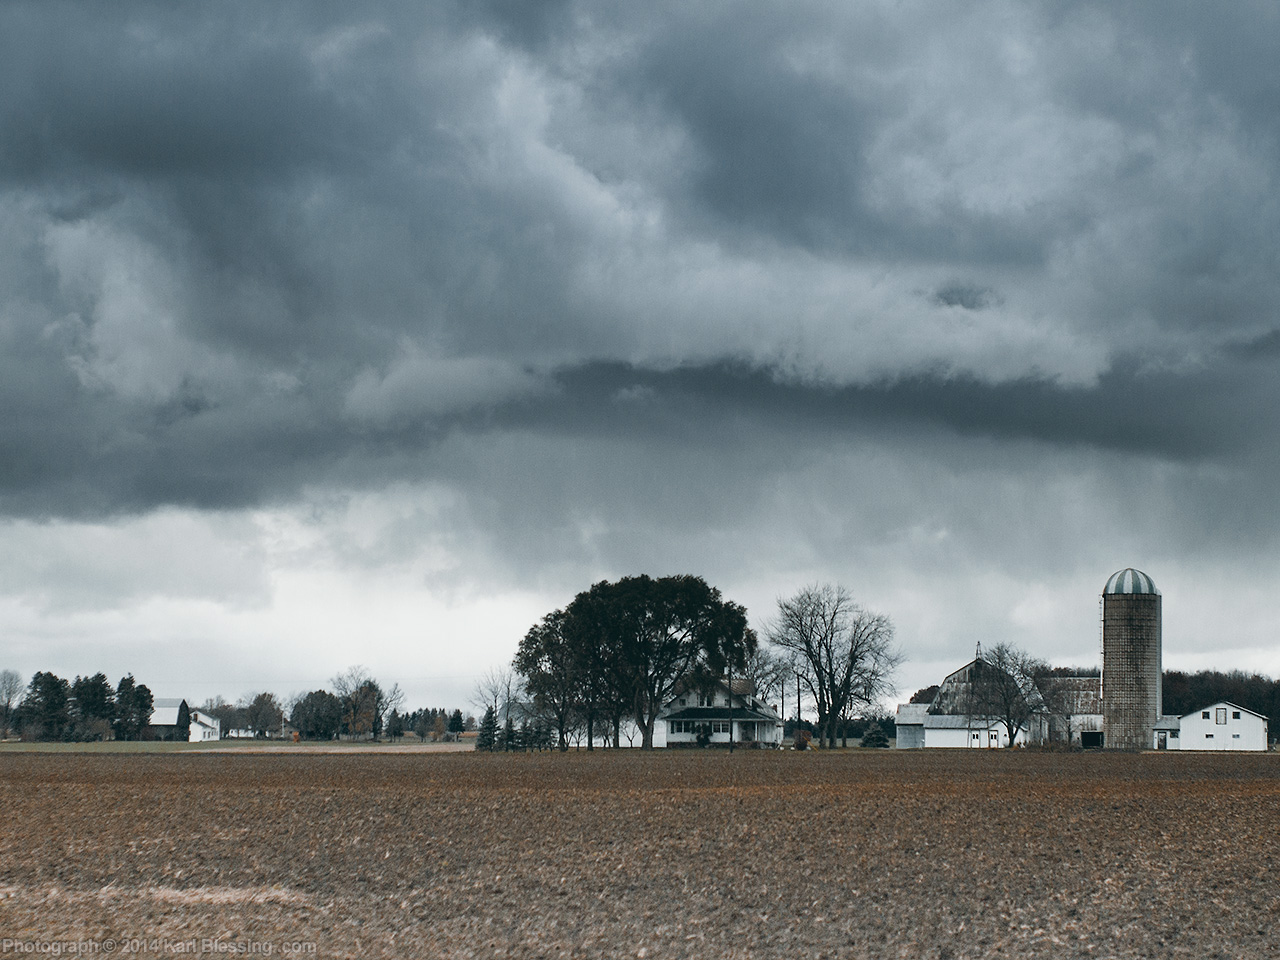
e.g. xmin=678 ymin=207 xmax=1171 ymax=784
xmin=487 ymin=576 xmax=901 ymax=751
xmin=0 ymin=669 xmax=155 ymax=742
xmin=0 ymin=664 xmax=475 ymax=743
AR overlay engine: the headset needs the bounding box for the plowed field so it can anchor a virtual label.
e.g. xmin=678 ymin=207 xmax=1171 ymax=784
xmin=2 ymin=750 xmax=1277 ymax=959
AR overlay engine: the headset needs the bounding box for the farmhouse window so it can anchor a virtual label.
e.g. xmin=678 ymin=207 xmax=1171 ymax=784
xmin=1170 ymin=730 xmax=1179 ymax=738
xmin=1233 ymin=711 xmax=1241 ymax=719
xmin=1216 ymin=708 xmax=1227 ymax=724
xmin=1233 ymin=734 xmax=1241 ymax=739
xmin=1202 ymin=712 xmax=1210 ymax=719
xmin=1206 ymin=733 xmax=1214 ymax=739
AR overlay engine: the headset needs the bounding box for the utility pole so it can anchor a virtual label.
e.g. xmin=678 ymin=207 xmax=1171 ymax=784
xmin=727 ymin=665 xmax=737 ymax=757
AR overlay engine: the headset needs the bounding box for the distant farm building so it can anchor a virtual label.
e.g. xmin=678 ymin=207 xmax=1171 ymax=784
xmin=896 ymin=568 xmax=1269 ymax=751
xmin=149 ymin=699 xmax=220 ymax=742
xmin=187 ymin=709 xmax=221 ymax=741
xmin=148 ymin=699 xmax=190 ymax=741
xmin=894 ymin=659 xmax=1053 ymax=749
xmin=1165 ymin=702 xmax=1268 ymax=751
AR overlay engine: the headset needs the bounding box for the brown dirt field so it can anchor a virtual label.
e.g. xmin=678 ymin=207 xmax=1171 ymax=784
xmin=1 ymin=751 xmax=1277 ymax=959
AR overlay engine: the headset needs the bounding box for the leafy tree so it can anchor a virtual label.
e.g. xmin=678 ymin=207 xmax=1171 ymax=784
xmin=243 ymin=692 xmax=283 ymax=738
xmin=766 ymin=584 xmax=901 ymax=748
xmin=433 ymin=713 xmax=448 ymax=742
xmin=515 ymin=609 xmax=583 ymax=751
xmin=291 ymin=690 xmax=343 ymax=740
xmin=477 ymin=706 xmax=498 ymax=751
xmin=23 ymin=672 xmax=71 ymax=741
xmin=114 ymin=674 xmax=153 ymax=741
xmin=860 ymin=721 xmax=890 ymax=748
xmin=564 ymin=574 xmax=755 ymax=749
xmin=1 ymin=669 xmax=24 ymax=739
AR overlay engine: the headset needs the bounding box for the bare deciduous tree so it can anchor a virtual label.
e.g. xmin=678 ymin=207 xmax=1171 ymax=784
xmin=766 ymin=584 xmax=901 ymax=749
xmin=739 ymin=643 xmax=790 ymax=708
xmin=471 ymin=666 xmax=515 ymax=721
xmin=0 ymin=669 xmax=22 ymax=740
xmin=963 ymin=643 xmax=1048 ymax=746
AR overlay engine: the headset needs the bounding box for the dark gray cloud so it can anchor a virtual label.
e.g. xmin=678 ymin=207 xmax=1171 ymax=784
xmin=2 ymin=0 xmax=1280 ymax=563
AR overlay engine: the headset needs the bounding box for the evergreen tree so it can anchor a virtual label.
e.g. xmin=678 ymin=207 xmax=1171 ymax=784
xmin=114 ymin=675 xmax=154 ymax=741
xmin=519 ymin=719 xmax=532 ymax=752
xmin=24 ymin=672 xmax=71 ymax=741
xmin=477 ymin=706 xmax=498 ymax=751
xmin=501 ymin=716 xmax=516 ymax=752
xmin=447 ymin=708 xmax=465 ymax=736
xmin=70 ymin=673 xmax=115 ymax=740
xmin=386 ymin=708 xmax=404 ymax=740
xmin=860 ymin=721 xmax=890 ymax=748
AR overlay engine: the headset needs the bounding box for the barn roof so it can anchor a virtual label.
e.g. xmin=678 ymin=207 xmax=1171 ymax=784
xmin=922 ymin=714 xmax=1001 ymax=729
xmin=1183 ymin=701 xmax=1269 ymax=721
xmin=149 ymin=698 xmax=188 ymax=727
xmin=1046 ymin=677 xmax=1102 ymax=714
xmin=895 ymin=704 xmax=929 ymax=725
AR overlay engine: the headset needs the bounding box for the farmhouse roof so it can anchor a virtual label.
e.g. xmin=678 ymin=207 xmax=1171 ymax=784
xmin=663 ymin=707 xmax=780 ymax=723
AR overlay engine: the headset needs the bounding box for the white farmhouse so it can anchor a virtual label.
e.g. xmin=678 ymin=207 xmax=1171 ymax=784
xmin=187 ymin=709 xmax=221 ymax=742
xmin=657 ymin=678 xmax=783 ymax=748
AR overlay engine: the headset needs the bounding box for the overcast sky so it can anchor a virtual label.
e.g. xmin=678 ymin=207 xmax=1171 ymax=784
xmin=3 ymin=1 xmax=1279 ymax=715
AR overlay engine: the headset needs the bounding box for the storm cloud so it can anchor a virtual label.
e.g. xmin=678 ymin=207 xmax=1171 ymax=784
xmin=3 ymin=1 xmax=1279 ymax=704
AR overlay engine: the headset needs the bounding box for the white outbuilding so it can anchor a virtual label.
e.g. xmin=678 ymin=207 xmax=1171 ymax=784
xmin=1168 ymin=702 xmax=1268 ymax=751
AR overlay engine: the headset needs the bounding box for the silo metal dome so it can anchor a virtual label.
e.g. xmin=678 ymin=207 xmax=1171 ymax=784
xmin=1103 ymin=568 xmax=1160 ymax=596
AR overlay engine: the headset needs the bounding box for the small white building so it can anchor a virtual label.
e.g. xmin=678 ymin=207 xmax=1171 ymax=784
xmin=187 ymin=710 xmax=221 ymax=742
xmin=657 ymin=678 xmax=783 ymax=748
xmin=1165 ymin=702 xmax=1268 ymax=751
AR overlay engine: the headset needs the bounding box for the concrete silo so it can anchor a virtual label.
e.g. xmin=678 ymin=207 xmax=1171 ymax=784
xmin=1101 ymin=568 xmax=1162 ymax=750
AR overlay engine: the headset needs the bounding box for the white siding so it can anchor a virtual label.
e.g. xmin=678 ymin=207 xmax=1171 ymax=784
xmin=1175 ymin=703 xmax=1268 ymax=751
